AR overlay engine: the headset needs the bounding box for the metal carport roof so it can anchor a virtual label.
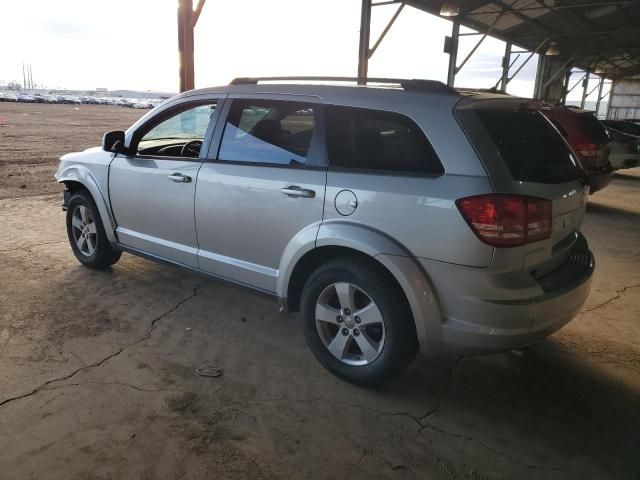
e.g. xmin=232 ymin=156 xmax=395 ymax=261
xmin=404 ymin=0 xmax=640 ymax=80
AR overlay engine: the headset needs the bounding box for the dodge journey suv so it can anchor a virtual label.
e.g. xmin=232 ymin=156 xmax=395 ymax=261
xmin=55 ymin=77 xmax=594 ymax=386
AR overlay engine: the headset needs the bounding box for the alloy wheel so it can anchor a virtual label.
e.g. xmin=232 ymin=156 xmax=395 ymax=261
xmin=315 ymin=282 xmax=385 ymax=366
xmin=71 ymin=204 xmax=97 ymax=257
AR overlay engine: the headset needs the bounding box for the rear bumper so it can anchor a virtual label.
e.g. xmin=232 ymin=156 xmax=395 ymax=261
xmin=419 ymin=235 xmax=594 ymax=355
xmin=609 ymin=152 xmax=640 ymax=170
xmin=587 ymin=168 xmax=614 ymax=193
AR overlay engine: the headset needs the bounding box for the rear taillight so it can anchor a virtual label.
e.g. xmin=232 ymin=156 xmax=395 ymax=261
xmin=575 ymin=143 xmax=598 ymax=158
xmin=456 ymin=194 xmax=552 ymax=248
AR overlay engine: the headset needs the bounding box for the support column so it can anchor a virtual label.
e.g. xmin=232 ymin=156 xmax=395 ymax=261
xmin=500 ymin=42 xmax=511 ymax=91
xmin=580 ymin=71 xmax=590 ymax=109
xmin=560 ymin=69 xmax=572 ymax=105
xmin=533 ymin=53 xmax=546 ymax=99
xmin=595 ymin=77 xmax=605 ymax=116
xmin=446 ymin=19 xmax=460 ymax=87
xmin=534 ymin=55 xmax=575 ymax=103
xmin=178 ymin=0 xmax=195 ymax=92
xmin=357 ymin=0 xmax=372 ymax=85
xmin=606 ymin=80 xmax=616 ymax=119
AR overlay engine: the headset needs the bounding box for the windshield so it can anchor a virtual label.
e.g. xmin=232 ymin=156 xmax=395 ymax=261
xmin=141 ymin=104 xmax=215 ymax=143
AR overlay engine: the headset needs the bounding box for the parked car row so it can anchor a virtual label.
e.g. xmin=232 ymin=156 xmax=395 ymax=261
xmin=0 ymin=91 xmax=162 ymax=109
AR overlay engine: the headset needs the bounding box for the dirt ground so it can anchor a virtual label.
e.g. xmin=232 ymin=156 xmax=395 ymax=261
xmin=0 ymin=103 xmax=144 ymax=200
xmin=0 ymin=102 xmax=639 ymax=479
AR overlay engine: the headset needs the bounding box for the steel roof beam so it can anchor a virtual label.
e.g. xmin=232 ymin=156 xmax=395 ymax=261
xmin=402 ymin=0 xmax=640 ymax=79
xmin=464 ymin=0 xmax=640 ymax=16
xmin=368 ymin=2 xmax=406 ymax=58
xmin=454 ymin=10 xmax=505 ymax=75
xmin=490 ymin=0 xmax=554 ymax=36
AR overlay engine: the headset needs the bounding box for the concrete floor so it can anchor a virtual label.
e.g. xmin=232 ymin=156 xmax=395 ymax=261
xmin=0 ymin=172 xmax=638 ymax=479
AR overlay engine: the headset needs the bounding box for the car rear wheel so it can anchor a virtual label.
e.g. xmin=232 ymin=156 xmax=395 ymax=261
xmin=66 ymin=190 xmax=121 ymax=269
xmin=300 ymin=258 xmax=418 ymax=386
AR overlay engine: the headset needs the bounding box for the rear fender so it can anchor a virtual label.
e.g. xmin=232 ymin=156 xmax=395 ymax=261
xmin=290 ymin=221 xmax=444 ymax=352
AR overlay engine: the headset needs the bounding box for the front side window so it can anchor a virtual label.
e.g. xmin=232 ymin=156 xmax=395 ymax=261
xmin=137 ymin=102 xmax=216 ymax=158
xmin=218 ymin=100 xmax=316 ymax=166
xmin=325 ymin=105 xmax=443 ymax=175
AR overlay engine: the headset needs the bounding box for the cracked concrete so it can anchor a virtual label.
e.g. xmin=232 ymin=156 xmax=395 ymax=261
xmin=420 ymin=357 xmax=462 ymax=422
xmin=417 ymin=422 xmax=576 ymax=479
xmin=582 ymin=283 xmax=640 ymax=312
xmin=0 ymin=240 xmax=67 ymax=253
xmin=343 ymin=450 xmax=368 ymax=480
xmin=0 ymin=285 xmax=200 ymax=408
xmin=0 ymin=104 xmax=639 ymax=479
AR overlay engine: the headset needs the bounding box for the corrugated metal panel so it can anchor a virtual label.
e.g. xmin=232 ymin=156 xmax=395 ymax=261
xmin=608 ymin=76 xmax=640 ymax=120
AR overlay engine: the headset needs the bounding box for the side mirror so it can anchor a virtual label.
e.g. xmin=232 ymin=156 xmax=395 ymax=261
xmin=102 ymin=130 xmax=126 ymax=154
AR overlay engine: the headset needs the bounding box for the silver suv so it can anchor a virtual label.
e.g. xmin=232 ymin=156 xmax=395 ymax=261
xmin=55 ymin=77 xmax=594 ymax=386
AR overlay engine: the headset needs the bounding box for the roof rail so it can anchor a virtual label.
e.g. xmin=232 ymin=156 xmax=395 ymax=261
xmin=229 ymin=76 xmax=457 ymax=94
xmin=457 ymin=87 xmax=510 ymax=95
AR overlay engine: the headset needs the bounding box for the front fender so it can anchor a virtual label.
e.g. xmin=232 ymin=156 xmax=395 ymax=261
xmin=55 ymin=163 xmax=117 ymax=244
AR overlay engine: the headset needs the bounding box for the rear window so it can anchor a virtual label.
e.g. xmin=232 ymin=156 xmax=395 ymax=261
xmin=325 ymin=105 xmax=443 ymax=175
xmin=469 ymin=109 xmax=581 ymax=184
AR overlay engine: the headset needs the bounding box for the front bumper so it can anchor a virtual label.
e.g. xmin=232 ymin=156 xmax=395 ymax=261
xmin=420 ymin=235 xmax=594 ymax=355
xmin=62 ymin=189 xmax=71 ymax=211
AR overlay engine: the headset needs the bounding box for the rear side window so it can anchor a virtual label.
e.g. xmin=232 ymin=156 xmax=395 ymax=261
xmin=576 ymin=114 xmax=609 ymax=143
xmin=325 ymin=106 xmax=443 ymax=175
xmin=471 ymin=109 xmax=580 ymax=184
xmin=548 ymin=119 xmax=568 ymax=138
xmin=219 ymin=99 xmax=315 ymax=166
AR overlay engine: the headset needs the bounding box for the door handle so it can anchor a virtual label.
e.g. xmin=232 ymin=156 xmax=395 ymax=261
xmin=168 ymin=173 xmax=192 ymax=183
xmin=281 ymin=186 xmax=315 ymax=198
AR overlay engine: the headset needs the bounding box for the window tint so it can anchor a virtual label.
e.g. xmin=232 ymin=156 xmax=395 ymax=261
xmin=549 ymin=119 xmax=569 ymax=138
xmin=138 ymin=103 xmax=216 ymax=158
xmin=218 ymin=100 xmax=315 ymax=166
xmin=325 ymin=105 xmax=443 ymax=175
xmin=576 ymin=114 xmax=609 ymax=143
xmin=473 ymin=109 xmax=580 ymax=184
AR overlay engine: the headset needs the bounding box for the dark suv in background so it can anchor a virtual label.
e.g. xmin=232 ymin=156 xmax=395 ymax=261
xmin=542 ymin=106 xmax=613 ymax=192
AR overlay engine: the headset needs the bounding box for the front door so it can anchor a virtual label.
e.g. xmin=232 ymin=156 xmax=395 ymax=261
xmin=109 ymin=99 xmax=220 ymax=267
xmin=195 ymin=97 xmax=326 ymax=293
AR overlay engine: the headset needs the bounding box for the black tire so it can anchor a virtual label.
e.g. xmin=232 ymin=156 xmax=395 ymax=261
xmin=301 ymin=257 xmax=418 ymax=386
xmin=66 ymin=190 xmax=122 ymax=269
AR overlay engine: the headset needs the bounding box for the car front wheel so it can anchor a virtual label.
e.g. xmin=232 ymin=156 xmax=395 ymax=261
xmin=66 ymin=190 xmax=121 ymax=269
xmin=300 ymin=258 xmax=418 ymax=386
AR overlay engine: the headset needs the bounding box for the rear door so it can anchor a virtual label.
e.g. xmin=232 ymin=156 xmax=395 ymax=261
xmin=194 ymin=95 xmax=326 ymax=293
xmin=456 ymin=98 xmax=589 ymax=273
xmin=109 ymin=97 xmax=222 ymax=267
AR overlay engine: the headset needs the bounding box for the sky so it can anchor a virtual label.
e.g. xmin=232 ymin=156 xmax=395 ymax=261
xmin=0 ymin=0 xmax=603 ymax=102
